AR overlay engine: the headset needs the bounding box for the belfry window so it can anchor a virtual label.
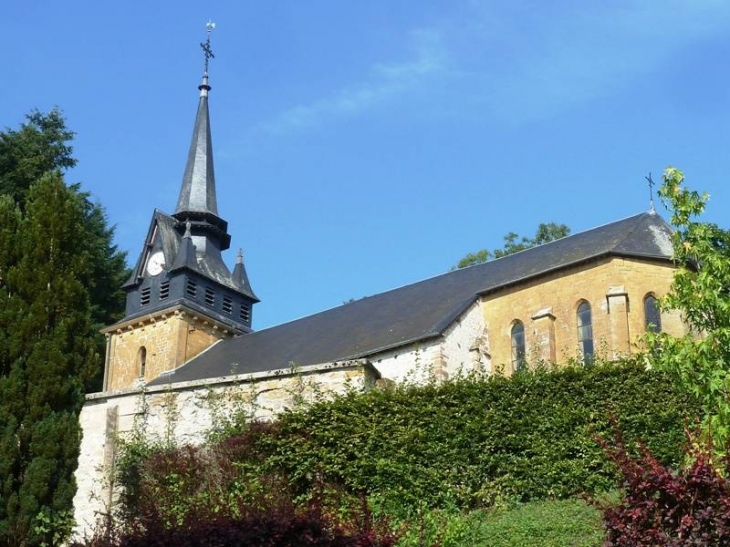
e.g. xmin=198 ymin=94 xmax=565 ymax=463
xmin=222 ymin=295 xmax=233 ymax=314
xmin=240 ymin=303 xmax=251 ymax=323
xmin=577 ymin=301 xmax=594 ymax=363
xmin=138 ymin=346 xmax=147 ymax=379
xmin=140 ymin=287 xmax=151 ymax=306
xmin=186 ymin=279 xmax=197 ymax=298
xmin=511 ymin=321 xmax=526 ymax=372
xmin=205 ymin=287 xmax=215 ymax=307
xmin=644 ymin=294 xmax=662 ymax=333
xmin=159 ymin=281 xmax=170 ymax=300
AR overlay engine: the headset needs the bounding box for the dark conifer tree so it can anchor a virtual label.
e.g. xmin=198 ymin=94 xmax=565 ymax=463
xmin=0 ymin=174 xmax=97 ymax=545
xmin=0 ymin=109 xmax=128 ymax=390
xmin=0 ymin=110 xmax=126 ymax=543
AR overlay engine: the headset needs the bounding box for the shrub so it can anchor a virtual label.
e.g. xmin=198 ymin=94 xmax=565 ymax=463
xmin=75 ymin=438 xmax=396 ymax=546
xmin=600 ymin=430 xmax=730 ymax=546
xmin=77 ymin=507 xmax=397 ymax=547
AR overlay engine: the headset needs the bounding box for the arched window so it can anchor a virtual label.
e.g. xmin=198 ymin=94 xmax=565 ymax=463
xmin=644 ymin=294 xmax=662 ymax=333
xmin=138 ymin=346 xmax=147 ymax=379
xmin=577 ymin=301 xmax=594 ymax=363
xmin=511 ymin=321 xmax=526 ymax=372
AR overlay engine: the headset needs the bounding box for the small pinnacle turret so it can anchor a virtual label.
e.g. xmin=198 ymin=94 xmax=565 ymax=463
xmin=233 ymin=247 xmax=255 ymax=296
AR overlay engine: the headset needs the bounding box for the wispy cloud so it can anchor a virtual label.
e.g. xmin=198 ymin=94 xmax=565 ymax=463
xmin=259 ymin=29 xmax=448 ymax=135
xmin=460 ymin=1 xmax=730 ymax=122
xmin=248 ymin=1 xmax=730 ymax=136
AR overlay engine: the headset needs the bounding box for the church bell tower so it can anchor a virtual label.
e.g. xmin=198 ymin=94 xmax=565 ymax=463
xmin=102 ymin=25 xmax=258 ymax=391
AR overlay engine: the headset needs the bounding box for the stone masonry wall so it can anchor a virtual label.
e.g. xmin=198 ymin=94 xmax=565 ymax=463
xmin=440 ymin=300 xmax=489 ymax=377
xmin=482 ymin=257 xmax=684 ymax=372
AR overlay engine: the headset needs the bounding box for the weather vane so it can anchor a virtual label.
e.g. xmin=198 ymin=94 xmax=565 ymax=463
xmin=645 ymin=172 xmax=656 ymax=213
xmin=201 ymin=21 xmax=216 ymax=74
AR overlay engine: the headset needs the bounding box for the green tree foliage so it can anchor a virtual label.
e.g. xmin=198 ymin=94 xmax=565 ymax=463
xmin=0 ymin=109 xmax=75 ymax=209
xmin=0 ymin=109 xmax=128 ymax=389
xmin=0 ymin=174 xmax=98 ymax=546
xmin=454 ymin=222 xmax=570 ymax=269
xmin=267 ymin=361 xmax=690 ymax=511
xmin=646 ymin=167 xmax=730 ymax=452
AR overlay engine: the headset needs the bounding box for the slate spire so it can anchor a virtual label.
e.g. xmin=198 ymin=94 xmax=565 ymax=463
xmin=175 ymin=72 xmax=218 ymax=217
xmin=172 ymin=23 xmax=231 ymax=253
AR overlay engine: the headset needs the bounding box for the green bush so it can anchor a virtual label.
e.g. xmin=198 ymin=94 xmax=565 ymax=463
xmin=471 ymin=496 xmax=607 ymax=547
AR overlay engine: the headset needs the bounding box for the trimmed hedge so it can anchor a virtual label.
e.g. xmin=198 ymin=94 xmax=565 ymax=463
xmin=253 ymin=360 xmax=697 ymax=511
xmin=111 ymin=359 xmax=699 ymax=533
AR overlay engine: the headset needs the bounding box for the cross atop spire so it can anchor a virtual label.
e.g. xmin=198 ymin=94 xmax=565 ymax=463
xmin=201 ymin=21 xmax=216 ymax=75
xmin=198 ymin=21 xmax=216 ymax=97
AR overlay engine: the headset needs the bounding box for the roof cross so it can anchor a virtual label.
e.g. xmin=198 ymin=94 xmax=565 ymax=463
xmin=201 ymin=21 xmax=216 ymax=74
xmin=645 ymin=172 xmax=656 ymax=213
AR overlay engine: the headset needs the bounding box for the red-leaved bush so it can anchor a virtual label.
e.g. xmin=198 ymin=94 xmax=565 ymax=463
xmin=599 ymin=429 xmax=730 ymax=546
xmin=76 ymin=505 xmax=395 ymax=547
xmin=72 ymin=423 xmax=397 ymax=547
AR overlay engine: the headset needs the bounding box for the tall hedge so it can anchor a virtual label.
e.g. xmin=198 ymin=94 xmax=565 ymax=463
xmin=258 ymin=360 xmax=697 ymax=511
xmin=115 ymin=359 xmax=698 ymax=531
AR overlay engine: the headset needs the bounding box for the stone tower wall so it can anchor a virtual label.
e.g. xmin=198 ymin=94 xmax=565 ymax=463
xmin=105 ymin=309 xmax=230 ymax=391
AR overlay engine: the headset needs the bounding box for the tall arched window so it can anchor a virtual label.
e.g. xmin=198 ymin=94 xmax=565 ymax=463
xmin=138 ymin=346 xmax=147 ymax=379
xmin=511 ymin=321 xmax=526 ymax=372
xmin=644 ymin=294 xmax=662 ymax=333
xmin=577 ymin=301 xmax=594 ymax=363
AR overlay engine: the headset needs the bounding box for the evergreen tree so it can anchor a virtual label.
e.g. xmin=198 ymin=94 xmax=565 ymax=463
xmin=0 ymin=109 xmax=128 ymax=390
xmin=0 ymin=110 xmax=127 ymax=543
xmin=0 ymin=109 xmax=75 ymax=210
xmin=0 ymin=174 xmax=97 ymax=545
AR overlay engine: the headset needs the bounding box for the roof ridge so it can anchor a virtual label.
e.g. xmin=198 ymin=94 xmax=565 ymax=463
xmin=455 ymin=212 xmax=649 ymax=269
xmin=248 ymin=212 xmax=655 ymax=334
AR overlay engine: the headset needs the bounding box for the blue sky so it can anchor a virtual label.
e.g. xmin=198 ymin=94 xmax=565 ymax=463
xmin=2 ymin=2 xmax=729 ymax=329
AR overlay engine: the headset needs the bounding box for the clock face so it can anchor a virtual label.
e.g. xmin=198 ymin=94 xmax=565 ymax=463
xmin=146 ymin=251 xmax=166 ymax=276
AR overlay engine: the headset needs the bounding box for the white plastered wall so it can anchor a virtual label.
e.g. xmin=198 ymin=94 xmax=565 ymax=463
xmin=367 ymin=299 xmax=488 ymax=382
xmin=72 ymin=362 xmax=373 ymax=540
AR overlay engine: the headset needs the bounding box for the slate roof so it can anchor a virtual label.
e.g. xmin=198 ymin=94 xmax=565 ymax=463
xmin=150 ymin=212 xmax=675 ymax=386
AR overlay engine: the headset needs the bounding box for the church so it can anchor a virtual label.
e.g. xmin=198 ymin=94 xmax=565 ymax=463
xmin=71 ymin=40 xmax=687 ymax=537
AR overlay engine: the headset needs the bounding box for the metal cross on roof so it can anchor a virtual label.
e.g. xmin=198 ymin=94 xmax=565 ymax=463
xmin=201 ymin=21 xmax=216 ymax=74
xmin=645 ymin=172 xmax=656 ymax=213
